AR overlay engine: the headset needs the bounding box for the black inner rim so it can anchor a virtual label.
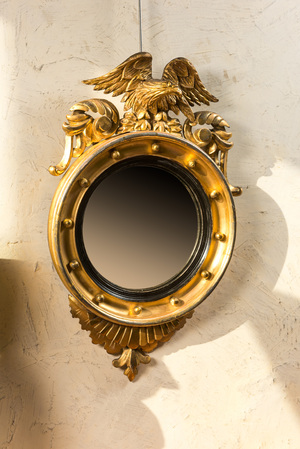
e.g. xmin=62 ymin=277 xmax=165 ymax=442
xmin=75 ymin=155 xmax=212 ymax=302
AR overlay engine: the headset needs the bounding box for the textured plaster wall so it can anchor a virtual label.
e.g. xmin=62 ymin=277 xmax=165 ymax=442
xmin=0 ymin=1 xmax=300 ymax=448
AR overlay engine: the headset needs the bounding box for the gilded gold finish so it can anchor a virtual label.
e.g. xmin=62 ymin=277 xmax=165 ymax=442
xmin=49 ymin=133 xmax=236 ymax=325
xmin=188 ymin=160 xmax=196 ymax=169
xmin=215 ymin=232 xmax=226 ymax=241
xmin=151 ymin=143 xmax=159 ymax=152
xmin=133 ymin=306 xmax=142 ymax=315
xmin=49 ymin=53 xmax=241 ymax=200
xmin=49 ymin=131 xmax=237 ymax=378
xmin=69 ymin=260 xmax=79 ymax=270
xmin=69 ymin=295 xmax=193 ymax=379
xmin=83 ymin=52 xmax=218 ymax=123
xmin=49 ymin=99 xmax=119 ymax=175
xmin=111 ymin=150 xmax=121 ymax=160
xmin=210 ymin=190 xmax=220 ymax=200
xmin=200 ymin=270 xmax=211 ymax=280
xmin=183 ymin=111 xmax=242 ymax=195
xmin=170 ymin=297 xmax=182 ymax=306
xmin=49 ymin=135 xmax=73 ymax=176
xmin=78 ymin=178 xmax=90 ymax=188
xmin=94 ymin=294 xmax=104 ymax=304
xmin=49 ymin=53 xmax=230 ymax=176
xmin=63 ymin=218 xmax=73 ymax=228
xmin=49 ymin=52 xmax=241 ymax=380
xmin=48 ymin=52 xmax=242 ymax=202
xmin=112 ymin=349 xmax=151 ymax=382
xmin=69 ymin=295 xmax=193 ymax=352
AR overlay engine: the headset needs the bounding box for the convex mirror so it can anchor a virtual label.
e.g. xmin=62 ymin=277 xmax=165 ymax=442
xmin=48 ymin=52 xmax=241 ymax=381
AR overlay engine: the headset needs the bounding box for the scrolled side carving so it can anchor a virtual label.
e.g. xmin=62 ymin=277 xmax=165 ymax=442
xmin=183 ymin=111 xmax=242 ymax=196
xmin=49 ymin=99 xmax=119 ymax=176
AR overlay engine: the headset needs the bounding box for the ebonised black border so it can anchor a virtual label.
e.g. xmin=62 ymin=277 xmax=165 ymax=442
xmin=75 ymin=155 xmax=212 ymax=302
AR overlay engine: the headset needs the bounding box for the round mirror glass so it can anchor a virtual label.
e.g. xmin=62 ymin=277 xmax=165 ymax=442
xmin=82 ymin=165 xmax=199 ymax=289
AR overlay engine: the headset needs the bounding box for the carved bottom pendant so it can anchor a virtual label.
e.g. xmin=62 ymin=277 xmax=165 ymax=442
xmin=48 ymin=52 xmax=241 ymax=382
xmin=69 ymin=296 xmax=193 ymax=381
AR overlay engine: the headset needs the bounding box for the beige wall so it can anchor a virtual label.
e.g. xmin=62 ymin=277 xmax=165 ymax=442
xmin=1 ymin=1 xmax=300 ymax=448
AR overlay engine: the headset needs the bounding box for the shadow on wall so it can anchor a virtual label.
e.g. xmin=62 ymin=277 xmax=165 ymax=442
xmin=0 ymin=259 xmax=179 ymax=449
xmin=0 ymin=3 xmax=179 ymax=447
xmin=1 ymin=2 xmax=299 ymax=447
xmin=158 ymin=128 xmax=300 ymax=421
xmin=0 ymin=260 xmax=54 ymax=448
xmin=52 ymin=141 xmax=298 ymax=449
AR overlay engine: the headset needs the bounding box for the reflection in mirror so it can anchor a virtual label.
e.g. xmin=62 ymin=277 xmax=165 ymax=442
xmin=82 ymin=166 xmax=199 ymax=289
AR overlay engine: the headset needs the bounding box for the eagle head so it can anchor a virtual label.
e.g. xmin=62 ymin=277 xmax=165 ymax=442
xmin=83 ymin=52 xmax=217 ymax=122
xmin=132 ymin=79 xmax=184 ymax=116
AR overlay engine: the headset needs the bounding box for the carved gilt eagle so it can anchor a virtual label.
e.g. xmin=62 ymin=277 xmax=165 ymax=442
xmin=83 ymin=52 xmax=218 ymax=122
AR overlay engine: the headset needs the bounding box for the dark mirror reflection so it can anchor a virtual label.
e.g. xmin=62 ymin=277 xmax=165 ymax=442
xmin=83 ymin=166 xmax=199 ymax=289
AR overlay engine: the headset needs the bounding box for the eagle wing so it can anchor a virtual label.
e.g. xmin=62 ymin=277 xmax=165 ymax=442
xmin=83 ymin=52 xmax=152 ymax=97
xmin=162 ymin=57 xmax=218 ymax=107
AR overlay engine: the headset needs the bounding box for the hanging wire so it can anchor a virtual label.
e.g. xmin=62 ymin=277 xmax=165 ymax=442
xmin=138 ymin=0 xmax=143 ymax=52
